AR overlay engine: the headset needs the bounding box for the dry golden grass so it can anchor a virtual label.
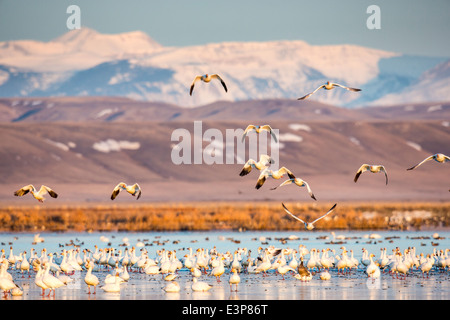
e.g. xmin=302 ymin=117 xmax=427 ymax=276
xmin=0 ymin=201 xmax=448 ymax=232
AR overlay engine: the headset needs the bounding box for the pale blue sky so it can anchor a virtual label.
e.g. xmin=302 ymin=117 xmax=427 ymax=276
xmin=0 ymin=0 xmax=449 ymax=57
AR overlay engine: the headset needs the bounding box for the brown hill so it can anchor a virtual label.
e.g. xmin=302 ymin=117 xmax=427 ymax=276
xmin=0 ymin=119 xmax=448 ymax=204
xmin=1 ymin=97 xmax=449 ymax=123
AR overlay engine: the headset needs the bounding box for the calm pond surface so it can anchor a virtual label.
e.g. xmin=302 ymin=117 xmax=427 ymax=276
xmin=1 ymin=229 xmax=449 ymax=301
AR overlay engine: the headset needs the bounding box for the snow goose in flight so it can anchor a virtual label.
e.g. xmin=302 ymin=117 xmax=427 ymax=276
xmin=111 ymin=182 xmax=142 ymax=200
xmin=282 ymin=203 xmax=337 ymax=231
xmin=354 ymin=164 xmax=388 ymax=185
xmin=190 ymin=74 xmax=228 ymax=96
xmin=298 ymin=81 xmax=361 ymax=100
xmin=406 ymin=153 xmax=450 ymax=171
xmin=255 ymin=167 xmax=295 ymax=189
xmin=242 ymin=125 xmax=278 ymax=142
xmin=239 ymin=154 xmax=274 ymax=176
xmin=14 ymin=185 xmax=58 ymax=202
xmin=270 ymin=174 xmax=317 ymax=200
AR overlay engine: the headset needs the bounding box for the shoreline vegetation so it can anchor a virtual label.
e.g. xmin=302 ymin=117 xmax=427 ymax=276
xmin=0 ymin=202 xmax=449 ymax=233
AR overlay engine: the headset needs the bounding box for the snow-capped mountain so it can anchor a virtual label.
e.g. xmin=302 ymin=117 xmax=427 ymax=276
xmin=0 ymin=28 xmax=447 ymax=107
xmin=370 ymin=59 xmax=450 ymax=106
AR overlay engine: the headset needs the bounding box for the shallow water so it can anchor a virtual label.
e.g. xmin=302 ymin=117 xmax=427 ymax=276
xmin=1 ymin=229 xmax=448 ymax=260
xmin=4 ymin=266 xmax=450 ymax=301
xmin=1 ymin=229 xmax=449 ymax=300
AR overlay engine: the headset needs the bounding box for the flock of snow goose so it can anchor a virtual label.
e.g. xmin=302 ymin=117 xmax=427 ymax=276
xmin=2 ymin=75 xmax=448 ymax=299
xmin=0 ymin=234 xmax=449 ymax=298
xmin=10 ymin=75 xmax=448 ymax=207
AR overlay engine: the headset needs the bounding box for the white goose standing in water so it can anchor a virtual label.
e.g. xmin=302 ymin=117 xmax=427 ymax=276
xmin=42 ymin=262 xmax=66 ymax=297
xmin=14 ymin=185 xmax=58 ymax=202
xmin=19 ymin=251 xmax=30 ymax=277
xmin=298 ymin=81 xmax=361 ymax=100
xmin=191 ymin=277 xmax=213 ymax=292
xmin=190 ymin=74 xmax=228 ymax=95
xmin=365 ymin=254 xmax=381 ymax=281
xmin=407 ymin=153 xmax=450 ymax=171
xmin=0 ymin=275 xmax=18 ymax=298
xmin=34 ymin=263 xmax=49 ymax=296
xmin=111 ymin=182 xmax=142 ymax=200
xmin=101 ymin=273 xmax=122 ymax=293
xmin=228 ymin=268 xmax=241 ymax=292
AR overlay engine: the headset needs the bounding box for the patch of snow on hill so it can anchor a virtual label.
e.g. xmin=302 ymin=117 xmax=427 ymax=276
xmin=288 ymin=123 xmax=312 ymax=132
xmin=0 ymin=70 xmax=9 ymax=85
xmin=278 ymin=133 xmax=303 ymax=142
xmin=95 ymin=108 xmax=115 ymax=118
xmin=427 ymin=104 xmax=442 ymax=112
xmin=406 ymin=141 xmax=422 ymax=151
xmin=44 ymin=139 xmax=70 ymax=152
xmin=349 ymin=137 xmax=361 ymax=147
xmin=92 ymin=139 xmax=140 ymax=153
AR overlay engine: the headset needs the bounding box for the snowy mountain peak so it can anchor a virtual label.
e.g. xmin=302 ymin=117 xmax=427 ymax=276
xmin=51 ymin=27 xmax=162 ymax=54
xmin=52 ymin=27 xmax=100 ymax=44
xmin=0 ymin=28 xmax=448 ymax=107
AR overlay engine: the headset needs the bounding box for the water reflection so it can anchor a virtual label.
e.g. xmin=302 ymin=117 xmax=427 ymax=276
xmin=2 ymin=268 xmax=450 ymax=300
xmin=165 ymin=292 xmax=180 ymax=300
xmin=228 ymin=292 xmax=240 ymax=300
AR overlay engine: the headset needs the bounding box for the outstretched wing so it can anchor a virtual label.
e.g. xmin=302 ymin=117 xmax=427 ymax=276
xmin=332 ymin=83 xmax=361 ymax=92
xmin=255 ymin=170 xmax=268 ymax=189
xmin=354 ymin=164 xmax=369 ymax=183
xmin=282 ymin=203 xmax=306 ymax=225
xmin=41 ymin=185 xmax=58 ymax=198
xmin=211 ymin=74 xmax=228 ymax=93
xmin=260 ymin=125 xmax=278 ymax=143
xmin=132 ymin=183 xmax=142 ymax=200
xmin=111 ymin=182 xmax=125 ymax=200
xmin=311 ymin=203 xmax=337 ymax=225
xmin=241 ymin=125 xmax=256 ymax=142
xmin=270 ymin=179 xmax=293 ymax=190
xmin=297 ymin=85 xmax=325 ymax=100
xmin=278 ymin=167 xmax=295 ymax=180
xmin=189 ymin=76 xmax=202 ymax=96
xmin=239 ymin=159 xmax=256 ymax=176
xmin=259 ymin=154 xmax=274 ymax=167
xmin=407 ymin=155 xmax=434 ymax=171
xmin=379 ymin=166 xmax=388 ymax=185
xmin=14 ymin=185 xmax=34 ymax=197
xmin=303 ymin=180 xmax=317 ymax=201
